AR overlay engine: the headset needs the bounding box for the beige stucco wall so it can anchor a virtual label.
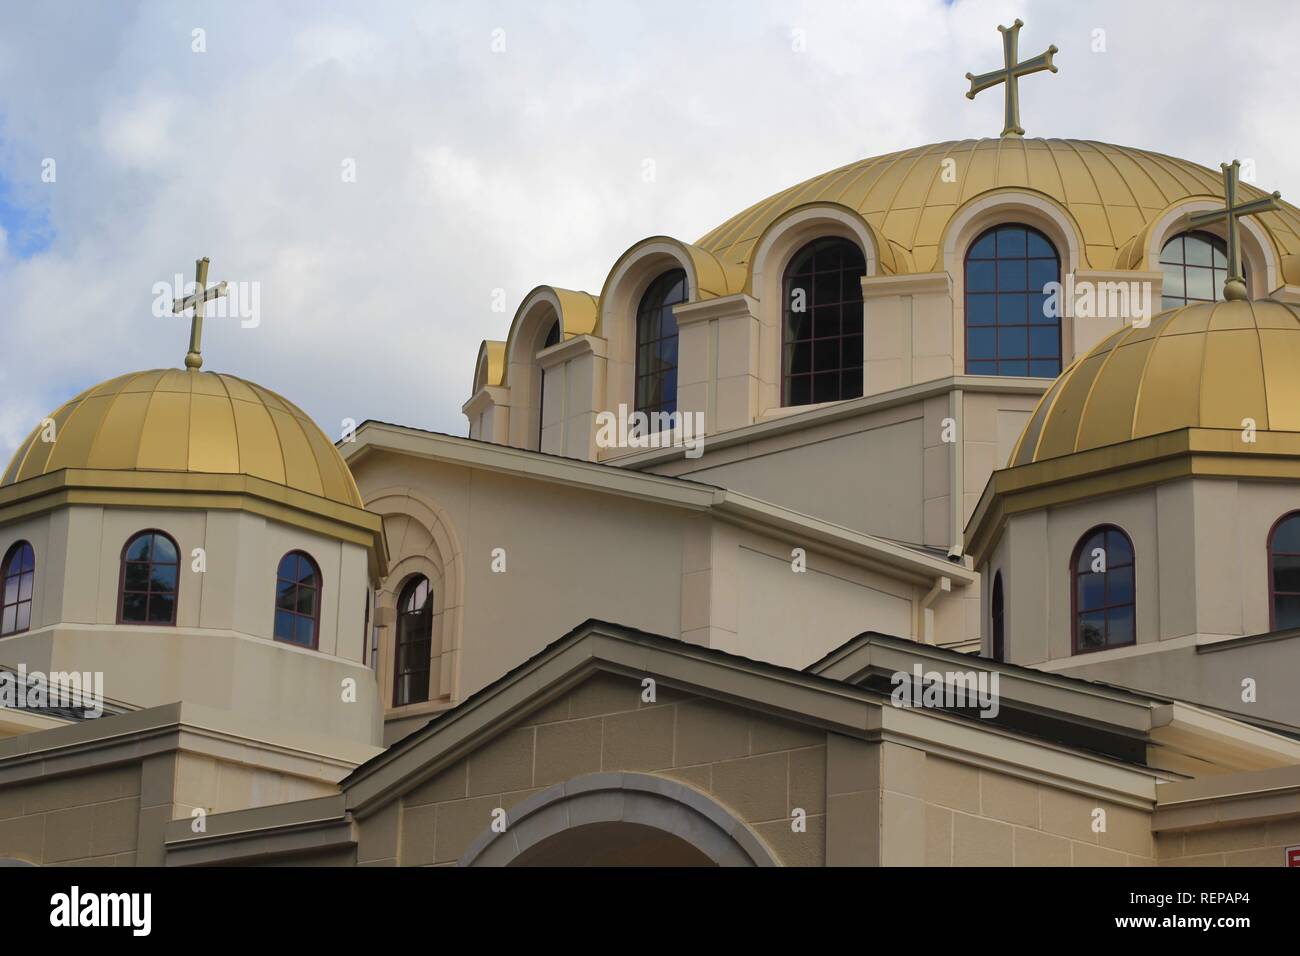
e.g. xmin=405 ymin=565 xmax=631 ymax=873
xmin=0 ymin=763 xmax=140 ymax=866
xmin=0 ymin=504 xmax=383 ymax=750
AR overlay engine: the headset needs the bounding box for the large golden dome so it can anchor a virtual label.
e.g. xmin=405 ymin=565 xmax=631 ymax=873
xmin=695 ymin=138 xmax=1300 ymax=280
xmin=2 ymin=368 xmax=363 ymax=508
xmin=1010 ymin=298 xmax=1300 ymax=466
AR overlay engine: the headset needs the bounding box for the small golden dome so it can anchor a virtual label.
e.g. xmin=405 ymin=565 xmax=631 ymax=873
xmin=1011 ymin=299 xmax=1300 ymax=466
xmin=2 ymin=369 xmax=363 ymax=508
xmin=695 ymin=139 xmax=1300 ymax=280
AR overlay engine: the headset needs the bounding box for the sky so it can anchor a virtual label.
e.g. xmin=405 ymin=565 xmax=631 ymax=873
xmin=0 ymin=0 xmax=1297 ymax=462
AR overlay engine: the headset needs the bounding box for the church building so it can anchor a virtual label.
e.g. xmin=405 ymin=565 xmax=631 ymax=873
xmin=1 ymin=21 xmax=1299 ymax=867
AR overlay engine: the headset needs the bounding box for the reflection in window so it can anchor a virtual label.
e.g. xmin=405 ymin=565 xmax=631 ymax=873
xmin=119 ymin=531 xmax=179 ymax=625
xmin=1269 ymin=512 xmax=1300 ymax=631
xmin=393 ymin=576 xmax=433 ymax=706
xmin=1072 ymin=526 xmax=1135 ymax=653
xmin=1159 ymin=231 xmax=1240 ymax=310
xmin=782 ymin=237 xmax=867 ymax=407
xmin=274 ymin=551 xmax=321 ymax=649
xmin=965 ymin=224 xmax=1061 ymax=377
xmin=635 ymin=270 xmax=687 ymax=421
xmin=1 ymin=542 xmax=35 ymax=637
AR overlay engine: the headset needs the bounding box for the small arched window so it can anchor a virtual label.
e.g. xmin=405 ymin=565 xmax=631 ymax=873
xmin=782 ymin=237 xmax=867 ymax=407
xmin=1268 ymin=512 xmax=1300 ymax=631
xmin=274 ymin=551 xmax=321 ymax=649
xmin=1159 ymin=230 xmax=1241 ymax=309
xmin=990 ymin=571 xmax=1005 ymax=662
xmin=537 ymin=318 xmax=561 ymax=449
xmin=1 ymin=541 xmax=35 ymax=637
xmin=119 ymin=531 xmax=179 ymax=626
xmin=965 ymin=224 xmax=1060 ymax=377
xmin=1072 ymin=525 xmax=1135 ymax=654
xmin=635 ymin=269 xmax=687 ymax=422
xmin=393 ymin=575 xmax=433 ymax=706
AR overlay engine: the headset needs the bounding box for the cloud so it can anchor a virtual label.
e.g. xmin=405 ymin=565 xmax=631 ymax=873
xmin=0 ymin=0 xmax=1297 ymax=464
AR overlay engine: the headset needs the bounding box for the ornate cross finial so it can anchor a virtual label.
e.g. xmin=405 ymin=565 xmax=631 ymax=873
xmin=1187 ymin=161 xmax=1282 ymax=301
xmin=171 ymin=257 xmax=228 ymax=369
xmin=965 ymin=19 xmax=1058 ymax=138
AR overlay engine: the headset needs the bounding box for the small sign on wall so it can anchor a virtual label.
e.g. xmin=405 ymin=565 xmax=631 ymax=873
xmin=1286 ymin=845 xmax=1300 ymax=867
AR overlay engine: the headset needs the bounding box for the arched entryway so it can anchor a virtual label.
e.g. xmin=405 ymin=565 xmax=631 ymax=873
xmin=458 ymin=772 xmax=778 ymax=867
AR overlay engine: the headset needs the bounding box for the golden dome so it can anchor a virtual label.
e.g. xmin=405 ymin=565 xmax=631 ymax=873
xmin=2 ymin=369 xmax=363 ymax=508
xmin=695 ymin=139 xmax=1300 ymax=280
xmin=1011 ymin=299 xmax=1300 ymax=466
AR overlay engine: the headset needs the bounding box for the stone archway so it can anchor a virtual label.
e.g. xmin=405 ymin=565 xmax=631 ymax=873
xmin=458 ymin=772 xmax=778 ymax=867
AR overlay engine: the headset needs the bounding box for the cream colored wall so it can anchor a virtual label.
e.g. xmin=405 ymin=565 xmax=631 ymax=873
xmin=0 ymin=504 xmax=383 ymax=749
xmin=0 ymin=763 xmax=140 ymax=866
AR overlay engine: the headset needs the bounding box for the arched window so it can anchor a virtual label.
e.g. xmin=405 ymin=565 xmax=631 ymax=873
xmin=1268 ymin=512 xmax=1300 ymax=631
xmin=537 ymin=318 xmax=561 ymax=449
xmin=119 ymin=531 xmax=179 ymax=626
xmin=1 ymin=541 xmax=35 ymax=637
xmin=1158 ymin=230 xmax=1241 ymax=309
xmin=990 ymin=571 xmax=1005 ymax=662
xmin=635 ymin=269 xmax=687 ymax=422
xmin=965 ymin=224 xmax=1060 ymax=377
xmin=274 ymin=551 xmax=321 ymax=648
xmin=393 ymin=575 xmax=433 ymax=706
xmin=782 ymin=237 xmax=866 ymax=407
xmin=1072 ymin=525 xmax=1135 ymax=654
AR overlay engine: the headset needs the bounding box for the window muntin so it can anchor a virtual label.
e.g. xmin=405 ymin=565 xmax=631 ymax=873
xmin=1159 ymin=231 xmax=1241 ymax=310
xmin=1072 ymin=526 xmax=1135 ymax=653
xmin=965 ymin=224 xmax=1061 ymax=378
xmin=1 ymin=542 xmax=35 ymax=637
xmin=393 ymin=575 xmax=433 ymax=706
xmin=119 ymin=531 xmax=179 ymax=626
xmin=1269 ymin=512 xmax=1300 ymax=631
xmin=782 ymin=237 xmax=866 ymax=407
xmin=274 ymin=551 xmax=321 ymax=649
xmin=635 ymin=270 xmax=687 ymax=421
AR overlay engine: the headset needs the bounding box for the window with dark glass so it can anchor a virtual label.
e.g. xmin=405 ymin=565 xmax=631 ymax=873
xmin=1 ymin=541 xmax=35 ymax=637
xmin=990 ymin=572 xmax=1005 ymax=662
xmin=119 ymin=531 xmax=179 ymax=625
xmin=393 ymin=575 xmax=433 ymax=706
xmin=1158 ymin=230 xmax=1241 ymax=309
xmin=537 ymin=318 xmax=561 ymax=449
xmin=965 ymin=224 xmax=1060 ymax=377
xmin=1268 ymin=512 xmax=1300 ymax=631
xmin=782 ymin=238 xmax=866 ymax=407
xmin=635 ymin=270 xmax=687 ymax=421
xmin=273 ymin=551 xmax=321 ymax=648
xmin=1072 ymin=526 xmax=1135 ymax=653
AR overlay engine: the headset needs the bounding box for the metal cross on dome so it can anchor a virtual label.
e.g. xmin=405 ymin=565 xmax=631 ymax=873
xmin=1187 ymin=160 xmax=1282 ymax=301
xmin=171 ymin=257 xmax=228 ymax=370
xmin=965 ymin=19 xmax=1058 ymax=138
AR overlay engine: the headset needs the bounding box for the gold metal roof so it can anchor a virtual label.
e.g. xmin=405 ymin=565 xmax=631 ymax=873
xmin=695 ymin=138 xmax=1300 ymax=280
xmin=2 ymin=369 xmax=364 ymax=508
xmin=1010 ymin=298 xmax=1300 ymax=466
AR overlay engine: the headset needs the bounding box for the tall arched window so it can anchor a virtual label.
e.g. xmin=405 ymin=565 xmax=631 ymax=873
xmin=274 ymin=551 xmax=321 ymax=649
xmin=965 ymin=224 xmax=1060 ymax=377
xmin=1267 ymin=512 xmax=1300 ymax=631
xmin=119 ymin=531 xmax=179 ymax=626
xmin=393 ymin=575 xmax=433 ymax=706
xmin=537 ymin=318 xmax=561 ymax=449
xmin=1072 ymin=525 xmax=1135 ymax=654
xmin=782 ymin=237 xmax=866 ymax=407
xmin=990 ymin=571 xmax=1005 ymax=662
xmin=1 ymin=541 xmax=35 ymax=637
xmin=635 ymin=269 xmax=687 ymax=422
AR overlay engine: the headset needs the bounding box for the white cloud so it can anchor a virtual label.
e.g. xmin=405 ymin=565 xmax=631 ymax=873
xmin=0 ymin=0 xmax=1297 ymax=465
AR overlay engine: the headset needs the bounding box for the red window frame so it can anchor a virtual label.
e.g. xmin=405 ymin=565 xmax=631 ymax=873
xmin=1070 ymin=524 xmax=1136 ymax=655
xmin=273 ymin=550 xmax=322 ymax=650
xmin=117 ymin=530 xmax=180 ymax=626
xmin=1267 ymin=511 xmax=1300 ymax=631
xmin=1 ymin=541 xmax=35 ymax=637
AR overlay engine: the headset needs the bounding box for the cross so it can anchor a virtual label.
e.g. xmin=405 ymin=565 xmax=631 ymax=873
xmin=1187 ymin=160 xmax=1282 ymax=301
xmin=965 ymin=19 xmax=1058 ymax=138
xmin=171 ymin=257 xmax=228 ymax=370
